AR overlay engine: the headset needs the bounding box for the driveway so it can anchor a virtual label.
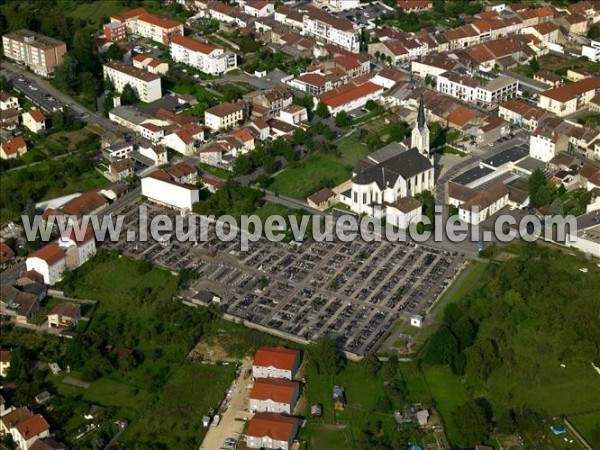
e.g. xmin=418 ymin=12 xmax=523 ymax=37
xmin=199 ymin=358 xmax=254 ymax=450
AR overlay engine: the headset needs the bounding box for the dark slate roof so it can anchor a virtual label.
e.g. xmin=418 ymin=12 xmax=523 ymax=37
xmin=352 ymin=148 xmax=432 ymax=189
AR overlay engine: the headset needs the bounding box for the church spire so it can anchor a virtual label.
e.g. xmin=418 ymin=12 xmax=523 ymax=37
xmin=417 ymin=93 xmax=425 ymax=130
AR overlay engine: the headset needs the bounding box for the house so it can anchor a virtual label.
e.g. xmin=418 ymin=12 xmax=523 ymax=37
xmin=0 ymin=407 xmax=31 ymax=436
xmin=2 ymin=29 xmax=66 ymax=77
xmin=109 ymin=158 xmax=134 ymax=181
xmin=170 ymin=35 xmax=237 ymax=76
xmin=458 ymin=182 xmax=510 ymax=225
xmin=249 ymin=119 xmax=270 ymax=140
xmin=47 ymin=303 xmax=81 ymax=328
xmin=103 ymin=61 xmax=162 ymax=103
xmin=0 ymin=242 xmax=15 ymax=267
xmin=0 ymin=349 xmax=11 ymax=377
xmin=530 ymin=126 xmax=569 ymax=162
xmin=0 ymin=91 xmax=19 ymax=110
xmin=244 ymin=86 xmax=293 ymax=116
xmin=416 ymin=409 xmax=429 ymax=426
xmin=141 ymin=166 xmax=199 ymax=212
xmin=410 ymin=315 xmax=423 ymax=328
xmin=0 ymin=136 xmax=27 ymax=160
xmin=538 ymin=77 xmax=600 ymax=117
xmin=317 ymin=81 xmax=384 ymax=115
xmin=0 ymin=285 xmax=41 ymax=323
xmin=132 ymin=55 xmax=169 ymax=75
xmin=244 ymin=1 xmax=275 ymax=17
xmin=498 ymin=99 xmax=547 ymax=131
xmin=103 ymin=22 xmax=127 ymax=42
xmin=204 ymin=101 xmax=246 ymax=131
xmin=397 ymin=0 xmax=433 ymax=12
xmin=162 ymin=124 xmax=204 ymax=155
xmin=411 ymin=54 xmax=464 ymax=79
xmin=10 ymin=414 xmax=50 ymax=450
xmin=386 ymin=196 xmax=423 ymax=230
xmin=57 ymin=226 xmax=97 ymax=270
xmin=22 ymin=109 xmax=46 ymax=134
xmin=279 ymin=105 xmax=308 ymax=126
xmin=288 ymin=72 xmax=333 ymax=95
xmin=333 ymin=385 xmax=346 ymax=410
xmin=139 ymin=122 xmax=166 ymax=143
xmin=201 ymin=176 xmax=226 ymax=193
xmin=253 ymin=346 xmax=301 ymax=380
xmin=245 ymin=413 xmax=300 ymax=450
xmin=249 ymin=378 xmax=300 ymax=414
xmin=60 ymin=191 xmax=108 ymax=222
xmin=138 ymin=142 xmax=168 ymax=166
xmin=534 ymin=71 xmax=563 ymax=88
xmin=307 ymin=188 xmax=336 ymax=210
xmin=25 ymin=244 xmax=65 ymax=285
xmin=368 ymin=40 xmax=409 ymax=65
xmin=302 ymin=7 xmax=360 ymax=53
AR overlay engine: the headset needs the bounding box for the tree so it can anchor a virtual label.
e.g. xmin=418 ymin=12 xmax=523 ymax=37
xmin=53 ymin=54 xmax=78 ymax=95
xmin=316 ymin=101 xmax=331 ymax=119
xmin=450 ymin=316 xmax=476 ymax=350
xmin=334 ymin=110 xmax=352 ymax=128
xmin=550 ymin=197 xmax=564 ymax=215
xmin=361 ymin=353 xmax=381 ymax=377
xmin=307 ymin=337 xmax=344 ymax=375
xmin=422 ymin=326 xmax=459 ymax=364
xmin=120 ymin=83 xmax=138 ymax=105
xmin=451 ymin=400 xmax=491 ymax=448
xmin=528 ymin=57 xmax=540 ymax=74
xmin=6 ymin=347 xmax=28 ymax=381
xmin=528 ymin=168 xmax=554 ymax=207
xmin=105 ymin=43 xmax=125 ymax=61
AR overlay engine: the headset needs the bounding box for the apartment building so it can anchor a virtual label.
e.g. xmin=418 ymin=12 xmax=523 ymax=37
xmin=204 ymin=102 xmax=246 ymax=131
xmin=530 ymin=126 xmax=569 ymax=162
xmin=110 ymin=7 xmax=183 ymax=45
xmin=103 ymin=22 xmax=127 ymax=42
xmin=498 ymin=99 xmax=546 ymax=131
xmin=302 ymin=7 xmax=360 ymax=53
xmin=436 ymin=70 xmax=518 ymax=106
xmin=2 ymin=29 xmax=66 ymax=77
xmin=538 ymin=77 xmax=600 ymax=117
xmin=103 ymin=61 xmax=162 ymax=103
xmin=170 ymin=36 xmax=237 ymax=76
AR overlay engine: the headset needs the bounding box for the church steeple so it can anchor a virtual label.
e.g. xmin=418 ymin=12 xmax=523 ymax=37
xmin=417 ymin=93 xmax=426 ymax=131
xmin=411 ymin=92 xmax=431 ymax=162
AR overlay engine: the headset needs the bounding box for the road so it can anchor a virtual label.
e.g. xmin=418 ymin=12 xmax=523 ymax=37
xmin=199 ymin=359 xmax=254 ymax=450
xmin=2 ymin=60 xmax=126 ymax=133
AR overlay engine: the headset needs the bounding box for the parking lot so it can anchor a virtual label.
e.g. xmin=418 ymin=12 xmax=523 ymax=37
xmin=9 ymin=73 xmax=64 ymax=113
xmin=104 ymin=201 xmax=465 ymax=357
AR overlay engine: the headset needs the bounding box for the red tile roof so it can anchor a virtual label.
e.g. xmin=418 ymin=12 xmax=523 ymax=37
xmin=318 ymin=81 xmax=382 ymax=109
xmin=111 ymin=7 xmax=148 ymax=22
xmin=0 ymin=407 xmax=31 ymax=430
xmin=27 ymin=109 xmax=45 ymax=122
xmin=14 ymin=414 xmax=50 ymax=440
xmin=250 ymin=378 xmax=299 ymax=404
xmin=0 ymin=242 xmax=15 ymax=264
xmin=306 ymin=6 xmax=354 ymax=32
xmin=446 ymin=105 xmax=476 ymax=127
xmin=540 ymin=77 xmax=600 ymax=102
xmin=49 ymin=302 xmax=80 ymax=318
xmin=138 ymin=13 xmax=182 ymax=30
xmin=29 ymin=244 xmax=64 ymax=266
xmin=1 ymin=136 xmax=26 ymax=157
xmin=254 ymin=346 xmax=300 ymax=371
xmin=61 ymin=192 xmax=108 ymax=218
xmin=246 ymin=413 xmax=299 ymax=441
xmin=171 ymin=35 xmax=219 ymax=55
xmin=0 ymin=349 xmax=11 ymax=363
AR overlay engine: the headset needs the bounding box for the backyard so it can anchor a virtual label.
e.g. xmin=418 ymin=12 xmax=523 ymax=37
xmin=266 ymin=135 xmax=370 ymax=199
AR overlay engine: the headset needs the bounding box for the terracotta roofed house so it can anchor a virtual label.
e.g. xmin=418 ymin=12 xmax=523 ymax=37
xmin=0 ymin=407 xmax=31 ymax=435
xmin=0 ymin=349 xmax=11 ymax=377
xmin=11 ymin=414 xmax=50 ymax=450
xmin=60 ymin=191 xmax=108 ymax=221
xmin=25 ymin=244 xmax=66 ymax=285
xmin=47 ymin=303 xmax=81 ymax=328
xmin=0 ymin=136 xmax=27 ymax=160
xmin=253 ymin=346 xmax=301 ymax=380
xmin=22 ymin=109 xmax=46 ymax=134
xmin=0 ymin=242 xmax=15 ymax=266
xmin=249 ymin=378 xmax=301 ymax=414
xmin=245 ymin=412 xmax=300 ymax=450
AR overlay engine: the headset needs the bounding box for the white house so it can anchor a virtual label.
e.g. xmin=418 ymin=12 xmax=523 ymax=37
xmin=246 ymin=413 xmax=300 ymax=450
xmin=57 ymin=227 xmax=97 ymax=269
xmin=10 ymin=414 xmax=50 ymax=450
xmin=244 ymin=1 xmax=275 ymax=17
xmin=170 ymin=35 xmax=237 ymax=76
xmin=410 ymin=315 xmax=423 ymax=328
xmin=582 ymin=40 xmax=600 ymax=63
xmin=22 ymin=109 xmax=46 ymax=134
xmin=537 ymin=77 xmax=600 ymax=117
xmin=529 ymin=126 xmax=569 ymax=162
xmin=204 ymin=102 xmax=246 ymax=131
xmin=141 ymin=167 xmax=199 ymax=212
xmin=458 ymin=182 xmax=509 ymax=225
xmin=249 ymin=378 xmax=300 ymax=414
xmin=0 ymin=91 xmax=19 ymax=110
xmin=252 ymin=346 xmax=301 ymax=380
xmin=279 ymin=105 xmax=308 ymax=126
xmin=386 ymin=197 xmax=423 ymax=230
xmin=317 ymin=81 xmax=384 ymax=115
xmin=138 ymin=142 xmax=168 ymax=166
xmin=47 ymin=302 xmax=81 ymax=328
xmin=25 ymin=244 xmax=66 ymax=285
xmin=103 ymin=61 xmax=162 ymax=103
xmin=162 ymin=124 xmax=204 ymax=155
xmin=302 ymin=7 xmax=360 ymax=53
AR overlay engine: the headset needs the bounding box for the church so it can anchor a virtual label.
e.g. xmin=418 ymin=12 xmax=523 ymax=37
xmin=339 ymin=96 xmax=435 ymax=227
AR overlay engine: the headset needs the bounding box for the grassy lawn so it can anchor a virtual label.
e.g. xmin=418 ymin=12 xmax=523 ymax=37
xmin=308 ymin=424 xmax=354 ymax=450
xmin=267 ymin=136 xmax=369 ymax=199
xmin=569 ymin=412 xmax=600 ymax=448
xmin=65 ymin=0 xmax=128 ymax=27
xmin=198 ymin=162 xmax=233 ymax=179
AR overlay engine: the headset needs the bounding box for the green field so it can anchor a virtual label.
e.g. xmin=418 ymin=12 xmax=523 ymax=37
xmin=65 ymin=1 xmax=128 ymax=27
xmin=569 ymin=412 xmax=600 ymax=448
xmin=267 ymin=135 xmax=370 ymax=199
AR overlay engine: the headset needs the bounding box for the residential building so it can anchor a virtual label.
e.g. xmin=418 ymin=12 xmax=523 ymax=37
xmin=162 ymin=124 xmax=204 ymax=155
xmin=103 ymin=61 xmax=162 ymax=103
xmin=0 ymin=91 xmax=19 ymax=110
xmin=458 ymin=182 xmax=510 ymax=225
xmin=244 ymin=1 xmax=275 ymax=17
xmin=0 ymin=350 xmax=10 ymax=377
xmin=246 ymin=413 xmax=300 ymax=450
xmin=582 ymin=40 xmax=600 ymax=63
xmin=244 ymin=86 xmax=293 ymax=116
xmin=397 ymin=0 xmax=433 ymax=12
xmin=25 ymin=244 xmax=66 ymax=285
xmin=132 ymin=55 xmax=169 ymax=75
xmin=57 ymin=227 xmax=97 ymax=270
xmin=302 ymin=7 xmax=360 ymax=53
xmin=0 ymin=285 xmax=41 ymax=323
xmin=307 ymin=187 xmax=336 ymax=209
xmin=110 ymin=7 xmax=148 ymax=31
xmin=1 ymin=407 xmax=31 ymax=436
xmin=537 ymin=77 xmax=600 ymax=117
xmin=328 ymin=0 xmax=361 ymax=10
xmin=0 ymin=242 xmax=15 ymax=267
xmin=436 ymin=70 xmax=518 ymax=106
xmin=287 ymin=72 xmax=333 ymax=95
xmin=103 ymin=22 xmax=127 ymax=42
xmin=204 ymin=101 xmax=246 ymax=131
xmin=368 ymin=40 xmax=409 ymax=65
xmin=136 ymin=13 xmax=183 ymax=45
xmin=317 ymin=81 xmax=384 ymax=115
xmin=47 ymin=303 xmax=81 ymax=328
xmin=279 ymin=105 xmax=308 ymax=126
xmin=139 ymin=142 xmax=168 ymax=165
xmin=22 ymin=109 xmax=46 ymax=134
xmin=411 ymin=54 xmax=463 ymax=79
xmin=109 ymin=158 xmax=134 ymax=181
xmin=498 ymin=99 xmax=547 ymax=131
xmin=253 ymin=346 xmax=301 ymax=380
xmin=141 ymin=165 xmax=199 ymax=212
xmin=530 ymin=126 xmax=569 ymax=162
xmin=386 ymin=196 xmax=423 ymax=229
xmin=170 ymin=36 xmax=237 ymax=76
xmin=249 ymin=378 xmax=300 ymax=414
xmin=0 ymin=136 xmax=27 ymax=160
xmin=533 ymin=71 xmax=563 ymax=88
xmin=60 ymin=191 xmax=109 ymax=222
xmin=2 ymin=29 xmax=66 ymax=77
xmin=10 ymin=414 xmax=50 ymax=450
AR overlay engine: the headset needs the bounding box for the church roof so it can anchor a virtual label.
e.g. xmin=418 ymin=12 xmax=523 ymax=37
xmin=417 ymin=93 xmax=426 ymax=130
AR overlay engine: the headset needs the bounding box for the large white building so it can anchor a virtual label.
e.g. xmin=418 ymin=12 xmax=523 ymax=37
xmin=537 ymin=77 xmax=600 ymax=117
xmin=204 ymin=102 xmax=246 ymax=131
xmin=302 ymin=7 xmax=361 ymax=53
xmin=529 ymin=126 xmax=569 ymax=162
xmin=141 ymin=164 xmax=199 ymax=212
xmin=110 ymin=8 xmax=183 ymax=45
xmin=436 ymin=71 xmax=518 ymax=106
xmin=170 ymin=36 xmax=237 ymax=76
xmin=103 ymin=61 xmax=162 ymax=103
xmin=317 ymin=81 xmax=383 ymax=115
xmin=26 ymin=244 xmax=66 ymax=285
xmin=246 ymin=413 xmax=299 ymax=450
xmin=582 ymin=40 xmax=600 ymax=63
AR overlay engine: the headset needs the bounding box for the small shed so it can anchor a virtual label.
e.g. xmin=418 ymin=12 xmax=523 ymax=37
xmin=311 ymin=404 xmax=323 ymax=418
xmin=410 ymin=315 xmax=423 ymax=328
xmin=333 ymin=385 xmax=346 ymax=411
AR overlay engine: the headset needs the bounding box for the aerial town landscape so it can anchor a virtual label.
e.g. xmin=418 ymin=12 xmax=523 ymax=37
xmin=0 ymin=0 xmax=600 ymax=449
